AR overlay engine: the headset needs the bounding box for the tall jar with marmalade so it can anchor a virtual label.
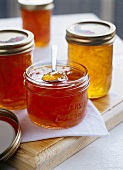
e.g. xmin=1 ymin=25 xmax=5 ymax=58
xmin=18 ymin=0 xmax=54 ymax=47
xmin=66 ymin=21 xmax=116 ymax=99
xmin=0 ymin=29 xmax=34 ymax=110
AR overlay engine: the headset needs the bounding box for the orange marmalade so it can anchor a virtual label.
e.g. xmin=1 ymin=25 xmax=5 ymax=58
xmin=24 ymin=60 xmax=89 ymax=129
xmin=66 ymin=21 xmax=116 ymax=99
xmin=18 ymin=0 xmax=54 ymax=47
xmin=0 ymin=29 xmax=34 ymax=110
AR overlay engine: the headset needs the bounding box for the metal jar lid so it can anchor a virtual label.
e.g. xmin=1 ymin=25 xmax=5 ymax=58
xmin=0 ymin=29 xmax=34 ymax=56
xmin=0 ymin=108 xmax=21 ymax=162
xmin=18 ymin=0 xmax=54 ymax=10
xmin=66 ymin=20 xmax=116 ymax=46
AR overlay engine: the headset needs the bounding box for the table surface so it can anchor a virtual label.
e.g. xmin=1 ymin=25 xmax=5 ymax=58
xmin=0 ymin=13 xmax=123 ymax=170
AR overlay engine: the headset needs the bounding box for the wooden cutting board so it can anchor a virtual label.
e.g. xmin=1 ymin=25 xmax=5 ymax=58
xmin=6 ymin=68 xmax=123 ymax=170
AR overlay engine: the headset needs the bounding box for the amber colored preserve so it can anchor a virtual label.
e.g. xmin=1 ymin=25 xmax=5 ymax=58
xmin=66 ymin=21 xmax=116 ymax=98
xmin=0 ymin=52 xmax=33 ymax=110
xmin=24 ymin=61 xmax=89 ymax=129
xmin=21 ymin=9 xmax=51 ymax=47
xmin=18 ymin=0 xmax=54 ymax=47
xmin=0 ymin=29 xmax=34 ymax=110
xmin=68 ymin=43 xmax=113 ymax=98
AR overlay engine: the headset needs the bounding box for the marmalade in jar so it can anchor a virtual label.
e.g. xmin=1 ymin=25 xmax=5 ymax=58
xmin=66 ymin=21 xmax=116 ymax=98
xmin=18 ymin=0 xmax=54 ymax=47
xmin=68 ymin=43 xmax=113 ymax=98
xmin=0 ymin=29 xmax=34 ymax=110
xmin=24 ymin=60 xmax=89 ymax=129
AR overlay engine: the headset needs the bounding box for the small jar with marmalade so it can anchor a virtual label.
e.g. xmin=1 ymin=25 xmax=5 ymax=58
xmin=66 ymin=21 xmax=116 ymax=99
xmin=24 ymin=60 xmax=89 ymax=129
xmin=0 ymin=29 xmax=34 ymax=110
xmin=18 ymin=0 xmax=54 ymax=47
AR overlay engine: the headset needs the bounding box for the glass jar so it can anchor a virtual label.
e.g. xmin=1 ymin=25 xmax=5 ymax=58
xmin=0 ymin=29 xmax=34 ymax=110
xmin=66 ymin=21 xmax=116 ymax=99
xmin=18 ymin=0 xmax=54 ymax=47
xmin=24 ymin=60 xmax=89 ymax=129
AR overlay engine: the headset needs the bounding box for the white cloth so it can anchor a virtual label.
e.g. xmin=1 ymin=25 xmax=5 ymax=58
xmin=13 ymin=100 xmax=109 ymax=143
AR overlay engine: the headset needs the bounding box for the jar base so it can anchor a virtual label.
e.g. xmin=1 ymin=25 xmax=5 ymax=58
xmin=35 ymin=40 xmax=49 ymax=47
xmin=28 ymin=114 xmax=86 ymax=130
xmin=88 ymin=90 xmax=109 ymax=99
xmin=0 ymin=100 xmax=27 ymax=110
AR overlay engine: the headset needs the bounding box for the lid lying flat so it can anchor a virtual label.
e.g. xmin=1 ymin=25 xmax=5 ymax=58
xmin=18 ymin=0 xmax=54 ymax=10
xmin=0 ymin=109 xmax=21 ymax=162
xmin=66 ymin=21 xmax=116 ymax=46
xmin=0 ymin=29 xmax=34 ymax=55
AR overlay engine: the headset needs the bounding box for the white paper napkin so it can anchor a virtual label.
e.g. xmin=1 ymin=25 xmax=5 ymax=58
xmin=13 ymin=100 xmax=109 ymax=143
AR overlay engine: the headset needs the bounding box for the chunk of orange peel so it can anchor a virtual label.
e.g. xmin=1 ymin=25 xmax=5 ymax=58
xmin=42 ymin=71 xmax=68 ymax=82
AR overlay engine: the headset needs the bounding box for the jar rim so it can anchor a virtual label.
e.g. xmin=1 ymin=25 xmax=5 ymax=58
xmin=24 ymin=60 xmax=90 ymax=90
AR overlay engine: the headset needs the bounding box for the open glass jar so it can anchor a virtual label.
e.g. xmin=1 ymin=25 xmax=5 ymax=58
xmin=0 ymin=29 xmax=34 ymax=110
xmin=18 ymin=0 xmax=54 ymax=47
xmin=24 ymin=60 xmax=89 ymax=129
xmin=66 ymin=21 xmax=116 ymax=99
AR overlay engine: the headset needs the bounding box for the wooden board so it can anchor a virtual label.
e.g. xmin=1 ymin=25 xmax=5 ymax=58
xmin=6 ymin=68 xmax=123 ymax=170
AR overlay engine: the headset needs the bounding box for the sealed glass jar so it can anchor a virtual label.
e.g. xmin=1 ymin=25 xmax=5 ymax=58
xmin=18 ymin=0 xmax=54 ymax=47
xmin=66 ymin=21 xmax=116 ymax=99
xmin=0 ymin=29 xmax=34 ymax=110
xmin=24 ymin=60 xmax=89 ymax=129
